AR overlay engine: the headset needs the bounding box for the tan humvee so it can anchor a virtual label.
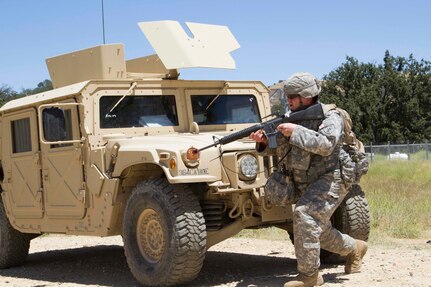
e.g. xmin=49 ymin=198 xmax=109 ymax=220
xmin=0 ymin=21 xmax=370 ymax=286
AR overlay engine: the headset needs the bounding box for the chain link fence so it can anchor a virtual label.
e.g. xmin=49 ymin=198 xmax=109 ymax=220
xmin=364 ymin=142 xmax=430 ymax=161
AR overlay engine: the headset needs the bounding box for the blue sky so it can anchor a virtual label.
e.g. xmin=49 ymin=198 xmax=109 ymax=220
xmin=1 ymin=0 xmax=430 ymax=91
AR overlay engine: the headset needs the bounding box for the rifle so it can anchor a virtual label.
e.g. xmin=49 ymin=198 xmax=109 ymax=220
xmin=198 ymin=103 xmax=325 ymax=152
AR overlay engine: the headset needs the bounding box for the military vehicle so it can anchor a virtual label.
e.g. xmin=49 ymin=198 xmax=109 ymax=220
xmin=0 ymin=21 xmax=370 ymax=286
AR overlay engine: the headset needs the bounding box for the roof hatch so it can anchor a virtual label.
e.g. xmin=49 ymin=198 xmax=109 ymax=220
xmin=138 ymin=20 xmax=240 ymax=69
xmin=45 ymin=21 xmax=240 ymax=88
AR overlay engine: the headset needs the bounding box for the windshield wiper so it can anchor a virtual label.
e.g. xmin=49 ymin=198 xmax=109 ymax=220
xmin=106 ymin=82 xmax=138 ymax=117
xmin=205 ymin=82 xmax=229 ymax=111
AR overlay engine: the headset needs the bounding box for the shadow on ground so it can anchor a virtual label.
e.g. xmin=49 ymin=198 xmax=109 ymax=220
xmin=0 ymin=245 xmax=341 ymax=286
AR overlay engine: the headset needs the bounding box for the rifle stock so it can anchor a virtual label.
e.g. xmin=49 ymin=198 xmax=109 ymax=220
xmin=198 ymin=103 xmax=324 ymax=152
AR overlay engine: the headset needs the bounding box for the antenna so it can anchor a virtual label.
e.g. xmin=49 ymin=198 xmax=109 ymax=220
xmin=101 ymin=0 xmax=106 ymax=44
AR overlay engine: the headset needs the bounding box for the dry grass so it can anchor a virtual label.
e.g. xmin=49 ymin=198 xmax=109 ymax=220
xmin=362 ymin=160 xmax=431 ymax=240
xmin=237 ymin=160 xmax=431 ymax=241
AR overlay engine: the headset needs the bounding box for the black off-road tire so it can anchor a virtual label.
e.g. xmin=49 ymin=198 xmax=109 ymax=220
xmin=122 ymin=178 xmax=207 ymax=286
xmin=320 ymin=184 xmax=371 ymax=264
xmin=0 ymin=201 xmax=31 ymax=268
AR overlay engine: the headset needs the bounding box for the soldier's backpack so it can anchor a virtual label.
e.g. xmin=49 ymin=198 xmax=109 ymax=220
xmin=325 ymin=104 xmax=369 ymax=184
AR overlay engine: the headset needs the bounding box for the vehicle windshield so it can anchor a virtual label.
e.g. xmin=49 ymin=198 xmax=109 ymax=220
xmin=100 ymin=95 xmax=179 ymax=128
xmin=191 ymin=95 xmax=261 ymax=125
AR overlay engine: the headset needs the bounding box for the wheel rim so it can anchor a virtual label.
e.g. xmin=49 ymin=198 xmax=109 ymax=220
xmin=136 ymin=208 xmax=166 ymax=263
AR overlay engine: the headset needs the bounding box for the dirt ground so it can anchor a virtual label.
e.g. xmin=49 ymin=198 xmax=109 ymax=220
xmin=0 ymin=234 xmax=430 ymax=287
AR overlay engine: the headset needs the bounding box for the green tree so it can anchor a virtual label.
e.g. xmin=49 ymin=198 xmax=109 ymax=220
xmin=0 ymin=85 xmax=18 ymax=107
xmin=18 ymin=79 xmax=53 ymax=97
xmin=321 ymin=52 xmax=431 ymax=144
xmin=320 ymin=57 xmax=382 ymax=143
xmin=1 ymin=80 xmax=53 ymax=108
xmin=379 ymin=51 xmax=431 ymax=143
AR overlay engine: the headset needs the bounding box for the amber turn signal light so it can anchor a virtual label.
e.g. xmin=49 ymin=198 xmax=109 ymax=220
xmin=186 ymin=147 xmax=200 ymax=161
xmin=169 ymin=158 xmax=176 ymax=169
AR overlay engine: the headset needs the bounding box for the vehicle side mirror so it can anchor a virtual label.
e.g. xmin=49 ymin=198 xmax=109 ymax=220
xmin=42 ymin=107 xmax=66 ymax=142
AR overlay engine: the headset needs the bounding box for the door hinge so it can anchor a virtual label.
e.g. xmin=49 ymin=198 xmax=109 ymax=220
xmin=36 ymin=189 xmax=43 ymax=204
xmin=79 ymin=182 xmax=88 ymax=207
xmin=43 ymin=170 xmax=49 ymax=181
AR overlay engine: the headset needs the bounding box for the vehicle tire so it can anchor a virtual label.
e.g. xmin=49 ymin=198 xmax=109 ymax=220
xmin=122 ymin=178 xmax=207 ymax=286
xmin=0 ymin=201 xmax=31 ymax=268
xmin=320 ymin=184 xmax=371 ymax=264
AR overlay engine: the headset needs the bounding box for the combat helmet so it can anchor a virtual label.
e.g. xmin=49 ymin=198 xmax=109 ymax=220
xmin=284 ymin=72 xmax=321 ymax=98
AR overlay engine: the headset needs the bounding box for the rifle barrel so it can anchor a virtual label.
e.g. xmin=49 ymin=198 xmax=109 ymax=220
xmin=197 ymin=115 xmax=286 ymax=152
xmin=197 ymin=103 xmax=324 ymax=152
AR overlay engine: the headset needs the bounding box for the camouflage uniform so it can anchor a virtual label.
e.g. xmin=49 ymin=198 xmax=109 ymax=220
xmin=258 ymin=104 xmax=356 ymax=276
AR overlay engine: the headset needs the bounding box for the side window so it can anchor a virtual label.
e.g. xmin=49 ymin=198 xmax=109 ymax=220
xmin=52 ymin=109 xmax=73 ymax=148
xmin=11 ymin=118 xmax=32 ymax=153
xmin=41 ymin=107 xmax=74 ymax=148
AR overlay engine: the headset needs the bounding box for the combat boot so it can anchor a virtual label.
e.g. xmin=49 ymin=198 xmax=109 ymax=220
xmin=283 ymin=272 xmax=323 ymax=287
xmin=345 ymin=239 xmax=368 ymax=274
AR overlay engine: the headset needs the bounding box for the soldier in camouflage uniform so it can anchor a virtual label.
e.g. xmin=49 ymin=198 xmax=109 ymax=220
xmin=250 ymin=72 xmax=368 ymax=287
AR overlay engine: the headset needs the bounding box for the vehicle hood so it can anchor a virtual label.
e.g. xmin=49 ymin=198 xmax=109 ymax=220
xmin=105 ymin=132 xmax=256 ymax=152
xmin=104 ymin=133 xmax=257 ymax=181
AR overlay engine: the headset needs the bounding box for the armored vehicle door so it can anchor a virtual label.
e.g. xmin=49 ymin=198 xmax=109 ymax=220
xmin=1 ymin=109 xmax=43 ymax=218
xmin=39 ymin=103 xmax=86 ymax=219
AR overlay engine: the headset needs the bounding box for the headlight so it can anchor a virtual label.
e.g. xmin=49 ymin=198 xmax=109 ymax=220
xmin=238 ymin=154 xmax=258 ymax=180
